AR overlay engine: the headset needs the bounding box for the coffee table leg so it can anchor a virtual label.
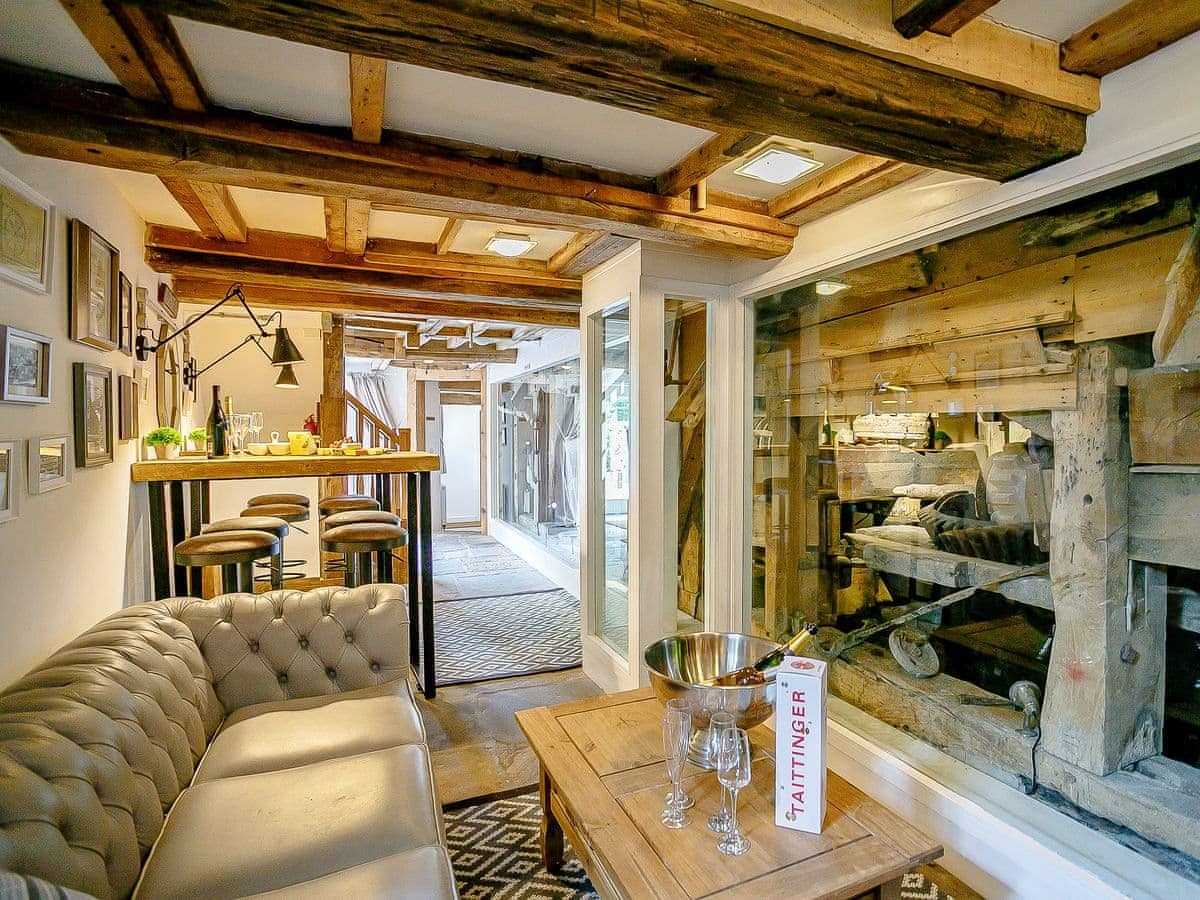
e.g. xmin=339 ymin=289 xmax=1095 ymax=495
xmin=540 ymin=766 xmax=565 ymax=872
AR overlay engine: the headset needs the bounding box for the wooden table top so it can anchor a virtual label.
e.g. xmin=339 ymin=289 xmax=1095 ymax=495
xmin=516 ymin=688 xmax=942 ymax=900
xmin=131 ymin=451 xmax=440 ymax=482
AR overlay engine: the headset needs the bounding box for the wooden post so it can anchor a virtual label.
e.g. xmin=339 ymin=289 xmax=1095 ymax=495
xmin=318 ymin=314 xmax=346 ymax=526
xmin=1041 ymin=341 xmax=1165 ymax=775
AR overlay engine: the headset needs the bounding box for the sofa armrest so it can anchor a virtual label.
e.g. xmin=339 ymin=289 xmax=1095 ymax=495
xmin=165 ymin=585 xmax=409 ymax=715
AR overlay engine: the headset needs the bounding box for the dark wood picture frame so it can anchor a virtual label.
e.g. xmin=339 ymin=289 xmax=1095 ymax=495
xmin=158 ymin=282 xmax=179 ymax=320
xmin=118 ymin=374 xmax=138 ymax=441
xmin=69 ymin=220 xmax=120 ymax=351
xmin=73 ymin=362 xmax=114 ymax=468
xmin=118 ymin=272 xmax=134 ymax=356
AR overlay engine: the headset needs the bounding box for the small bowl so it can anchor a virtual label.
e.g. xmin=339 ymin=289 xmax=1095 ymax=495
xmin=645 ymin=631 xmax=782 ymax=768
xmin=246 ymin=443 xmax=268 ymax=456
xmin=267 ymin=443 xmax=290 ymax=456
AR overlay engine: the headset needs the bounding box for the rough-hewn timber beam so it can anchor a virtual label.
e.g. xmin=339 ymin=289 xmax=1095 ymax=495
xmin=436 ymin=218 xmax=464 ymax=256
xmin=123 ymin=0 xmax=1088 ymax=180
xmin=145 ymin=224 xmax=579 ymax=288
xmin=546 ymin=231 xmax=602 ymax=274
xmin=556 ymin=235 xmax=640 ymax=279
xmin=323 ymin=197 xmax=347 ymax=253
xmin=147 ymin=248 xmax=580 ymax=307
xmin=174 ymin=278 xmax=580 ymax=328
xmin=349 ymin=54 xmax=387 ymax=143
xmin=656 ymin=130 xmax=763 ymax=196
xmin=159 ymin=179 xmax=248 ymax=241
xmin=698 ymin=0 xmax=1097 ymax=113
xmin=0 ymin=64 xmax=792 ymax=259
xmin=769 ymin=154 xmax=926 ymax=224
xmin=892 ymin=0 xmax=1000 ymax=38
xmin=1061 ymin=0 xmax=1200 ymax=77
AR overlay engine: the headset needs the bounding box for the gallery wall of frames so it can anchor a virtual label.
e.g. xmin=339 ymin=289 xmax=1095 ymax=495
xmin=0 ymin=139 xmax=183 ymax=685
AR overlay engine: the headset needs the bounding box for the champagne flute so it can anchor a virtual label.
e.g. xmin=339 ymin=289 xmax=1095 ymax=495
xmin=250 ymin=411 xmax=263 ymax=444
xmin=664 ymin=698 xmax=695 ymax=810
xmin=706 ymin=712 xmax=736 ymax=833
xmin=716 ymin=728 xmax=752 ymax=856
xmin=661 ymin=699 xmax=691 ymax=829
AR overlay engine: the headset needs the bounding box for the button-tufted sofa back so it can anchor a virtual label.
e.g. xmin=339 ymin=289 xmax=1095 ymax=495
xmin=0 ymin=586 xmax=408 ymax=899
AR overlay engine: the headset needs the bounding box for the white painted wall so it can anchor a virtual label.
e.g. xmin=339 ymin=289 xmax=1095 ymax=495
xmin=181 ymin=306 xmax=325 ymax=577
xmin=441 ymin=403 xmax=481 ymax=524
xmin=0 ymin=140 xmax=165 ymax=686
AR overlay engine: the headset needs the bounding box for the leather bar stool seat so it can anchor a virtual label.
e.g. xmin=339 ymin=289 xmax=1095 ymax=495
xmin=323 ymin=509 xmax=402 ymax=528
xmin=321 ymin=522 xmax=407 ymax=587
xmin=240 ymin=503 xmax=309 ymax=523
xmin=236 ymin=504 xmax=309 ymax=586
xmin=318 ymin=495 xmax=381 ymax=516
xmin=174 ymin=530 xmax=280 ymax=595
xmin=247 ymin=492 xmax=310 ymax=509
xmin=204 ymin=516 xmax=291 ymax=589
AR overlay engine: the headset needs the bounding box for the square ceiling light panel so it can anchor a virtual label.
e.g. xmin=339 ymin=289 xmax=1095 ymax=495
xmin=734 ymin=145 xmax=823 ymax=185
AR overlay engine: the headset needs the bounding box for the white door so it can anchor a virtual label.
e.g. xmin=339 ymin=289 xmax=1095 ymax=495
xmin=442 ymin=403 xmax=481 ymax=525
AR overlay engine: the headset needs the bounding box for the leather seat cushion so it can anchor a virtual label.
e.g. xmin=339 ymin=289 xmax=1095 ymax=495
xmin=245 ymin=846 xmax=456 ymax=899
xmin=323 ymin=509 xmax=402 ymax=528
xmin=203 ymin=516 xmax=290 ymax=539
xmin=175 ymin=530 xmax=279 ymax=564
xmin=248 ymin=492 xmax=310 ymax=508
xmin=240 ymin=503 xmax=309 ymax=522
xmin=319 ymin=496 xmax=381 ymax=515
xmin=193 ymin=681 xmax=426 ymax=782
xmin=322 ymin=523 xmax=407 ymax=552
xmin=135 ymin=745 xmax=444 ymax=899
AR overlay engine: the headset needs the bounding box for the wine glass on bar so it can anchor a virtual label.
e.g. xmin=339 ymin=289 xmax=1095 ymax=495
xmin=716 ymin=728 xmax=752 ymax=856
xmin=706 ymin=712 xmax=736 ymax=833
xmin=661 ymin=699 xmax=691 ymax=829
xmin=249 ymin=411 xmax=263 ymax=445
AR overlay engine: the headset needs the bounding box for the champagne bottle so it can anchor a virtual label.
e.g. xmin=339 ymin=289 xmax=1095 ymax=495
xmin=206 ymin=385 xmax=229 ymax=458
xmin=704 ymin=623 xmax=818 ymax=686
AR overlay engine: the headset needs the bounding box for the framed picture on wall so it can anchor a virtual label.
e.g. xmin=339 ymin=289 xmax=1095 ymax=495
xmin=0 ymin=440 xmax=19 ymax=525
xmin=28 ymin=434 xmax=71 ymax=494
xmin=118 ymin=374 xmax=138 ymax=440
xmin=158 ymin=282 xmax=179 ymax=320
xmin=118 ymin=272 xmax=134 ymax=356
xmin=70 ymin=219 xmax=120 ymax=350
xmin=73 ymin=362 xmax=114 ymax=468
xmin=0 ymin=325 xmax=51 ymax=404
xmin=0 ymin=166 xmax=55 ymax=293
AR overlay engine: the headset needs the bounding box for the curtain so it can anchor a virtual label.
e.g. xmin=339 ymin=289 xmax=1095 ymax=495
xmin=553 ymin=388 xmax=581 ymax=525
xmin=349 ymin=372 xmax=400 ymax=429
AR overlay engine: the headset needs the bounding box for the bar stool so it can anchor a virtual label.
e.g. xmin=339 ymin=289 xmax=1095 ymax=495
xmin=174 ymin=530 xmax=280 ymax=595
xmin=239 ymin=502 xmax=310 ymax=584
xmin=247 ymin=492 xmax=310 ymax=509
xmin=324 ymin=510 xmax=405 ymax=578
xmin=321 ymin=522 xmax=407 ymax=587
xmin=318 ymin=495 xmax=381 ymax=517
xmin=203 ymin=516 xmax=290 ymax=589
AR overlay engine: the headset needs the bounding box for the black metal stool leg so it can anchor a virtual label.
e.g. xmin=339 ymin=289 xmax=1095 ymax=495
xmin=237 ymin=561 xmax=254 ymax=592
xmin=221 ymin=564 xmax=239 ymax=593
xmin=380 ymin=546 xmax=394 ymax=582
xmin=270 ymin=549 xmax=283 ymax=590
xmin=343 ymin=551 xmax=359 ymax=588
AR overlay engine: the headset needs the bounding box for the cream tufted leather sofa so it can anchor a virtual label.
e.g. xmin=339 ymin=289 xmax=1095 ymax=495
xmin=0 ymin=586 xmax=458 ymax=899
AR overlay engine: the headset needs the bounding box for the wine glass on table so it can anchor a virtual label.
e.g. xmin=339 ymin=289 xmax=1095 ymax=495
xmin=664 ymin=698 xmax=694 ymax=811
xmin=249 ymin=411 xmax=263 ymax=445
xmin=661 ymin=699 xmax=691 ymax=829
xmin=706 ymin=712 xmax=736 ymax=833
xmin=716 ymin=728 xmax=752 ymax=856
xmin=232 ymin=414 xmax=251 ymax=454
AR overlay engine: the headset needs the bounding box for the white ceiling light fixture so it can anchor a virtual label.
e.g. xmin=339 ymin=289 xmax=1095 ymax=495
xmin=814 ymin=279 xmax=851 ymax=296
xmin=733 ymin=144 xmax=823 ymax=185
xmin=485 ymin=232 xmax=538 ymax=257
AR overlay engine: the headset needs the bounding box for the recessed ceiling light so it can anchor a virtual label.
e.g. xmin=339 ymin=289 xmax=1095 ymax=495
xmin=733 ymin=145 xmax=823 ymax=185
xmin=486 ymin=232 xmax=538 ymax=257
xmin=814 ymin=280 xmax=851 ymax=296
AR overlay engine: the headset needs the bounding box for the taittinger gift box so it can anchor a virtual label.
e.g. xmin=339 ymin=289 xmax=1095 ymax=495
xmin=774 ymin=655 xmax=828 ymax=834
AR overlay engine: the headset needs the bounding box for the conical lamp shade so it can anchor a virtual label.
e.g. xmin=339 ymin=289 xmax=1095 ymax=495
xmin=274 ymin=364 xmax=300 ymax=389
xmin=270 ymin=328 xmax=304 ymax=366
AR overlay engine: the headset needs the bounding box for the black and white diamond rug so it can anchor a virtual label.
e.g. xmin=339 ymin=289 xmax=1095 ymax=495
xmin=444 ymin=792 xmax=596 ymax=899
xmin=434 ymin=589 xmax=581 ymax=686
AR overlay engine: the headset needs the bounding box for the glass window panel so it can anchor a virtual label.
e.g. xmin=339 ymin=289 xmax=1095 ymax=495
xmin=596 ymin=306 xmax=630 ymax=656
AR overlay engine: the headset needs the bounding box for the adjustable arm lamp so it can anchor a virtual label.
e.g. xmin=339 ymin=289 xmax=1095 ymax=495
xmin=135 ymin=283 xmax=304 ymax=390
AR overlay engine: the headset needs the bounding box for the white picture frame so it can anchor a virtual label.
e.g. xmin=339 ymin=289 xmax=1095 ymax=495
xmin=0 ymin=166 xmax=55 ymax=294
xmin=28 ymin=434 xmax=71 ymax=494
xmin=0 ymin=324 xmax=52 ymax=404
xmin=0 ymin=439 xmax=19 ymax=524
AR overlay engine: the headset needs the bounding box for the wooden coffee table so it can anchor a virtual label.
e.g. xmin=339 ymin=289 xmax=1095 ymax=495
xmin=516 ymin=688 xmax=942 ymax=899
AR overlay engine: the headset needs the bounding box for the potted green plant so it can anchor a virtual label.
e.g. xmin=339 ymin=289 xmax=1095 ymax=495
xmin=145 ymin=426 xmax=183 ymax=460
xmin=933 ymin=430 xmax=953 ymax=451
xmin=187 ymin=427 xmax=207 ymax=452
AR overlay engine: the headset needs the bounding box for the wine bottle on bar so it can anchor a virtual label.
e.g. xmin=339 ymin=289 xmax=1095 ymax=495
xmin=703 ymin=623 xmax=819 ymax=686
xmin=206 ymin=384 xmax=229 ymax=458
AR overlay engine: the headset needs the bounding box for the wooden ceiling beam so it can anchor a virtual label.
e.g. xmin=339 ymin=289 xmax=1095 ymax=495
xmin=129 ymin=0 xmax=1088 ymax=179
xmin=349 ymin=54 xmax=387 ymax=143
xmin=546 ymin=231 xmax=602 ymax=274
xmin=436 ymin=218 xmax=464 ymax=255
xmin=556 ymin=234 xmax=639 ymax=279
xmin=892 ymin=0 xmax=1001 ymax=38
xmin=769 ymin=154 xmax=925 ymax=224
xmin=397 ymin=339 xmax=518 ymax=364
xmin=1061 ymin=1 xmax=1200 ymax=77
xmin=159 ymin=179 xmax=248 ymax=241
xmin=173 ymin=278 xmax=581 ymax=328
xmin=146 ymin=247 xmax=581 ymax=307
xmin=323 ymin=197 xmax=347 ymax=253
xmin=345 ymin=198 xmax=370 ymax=256
xmin=145 ymin=224 xmax=579 ymax=288
xmin=0 ymin=64 xmax=792 ymax=259
xmin=697 ymin=0 xmax=1097 ymax=113
xmin=656 ymin=130 xmax=764 ymax=197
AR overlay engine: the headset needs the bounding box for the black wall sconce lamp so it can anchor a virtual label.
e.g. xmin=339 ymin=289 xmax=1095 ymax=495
xmin=135 ymin=283 xmax=304 ymax=391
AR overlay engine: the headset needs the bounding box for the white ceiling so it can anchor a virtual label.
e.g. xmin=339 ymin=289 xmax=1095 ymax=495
xmin=985 ymin=0 xmax=1130 ymax=41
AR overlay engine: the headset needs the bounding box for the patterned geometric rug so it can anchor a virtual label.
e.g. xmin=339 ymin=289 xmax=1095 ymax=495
xmin=435 ymin=589 xmax=581 ymax=686
xmin=443 ymin=793 xmax=964 ymax=899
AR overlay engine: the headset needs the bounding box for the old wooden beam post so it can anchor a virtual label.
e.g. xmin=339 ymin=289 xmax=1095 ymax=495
xmin=1041 ymin=341 xmax=1166 ymax=775
xmin=319 ymin=313 xmax=347 ymax=493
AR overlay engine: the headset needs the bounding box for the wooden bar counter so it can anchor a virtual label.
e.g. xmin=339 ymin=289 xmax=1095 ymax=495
xmin=133 ymin=451 xmax=442 ymax=696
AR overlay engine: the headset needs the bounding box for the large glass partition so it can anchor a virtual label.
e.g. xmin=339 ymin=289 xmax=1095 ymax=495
xmin=595 ymin=305 xmax=631 ymax=656
xmin=495 ymin=358 xmax=581 ymax=566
